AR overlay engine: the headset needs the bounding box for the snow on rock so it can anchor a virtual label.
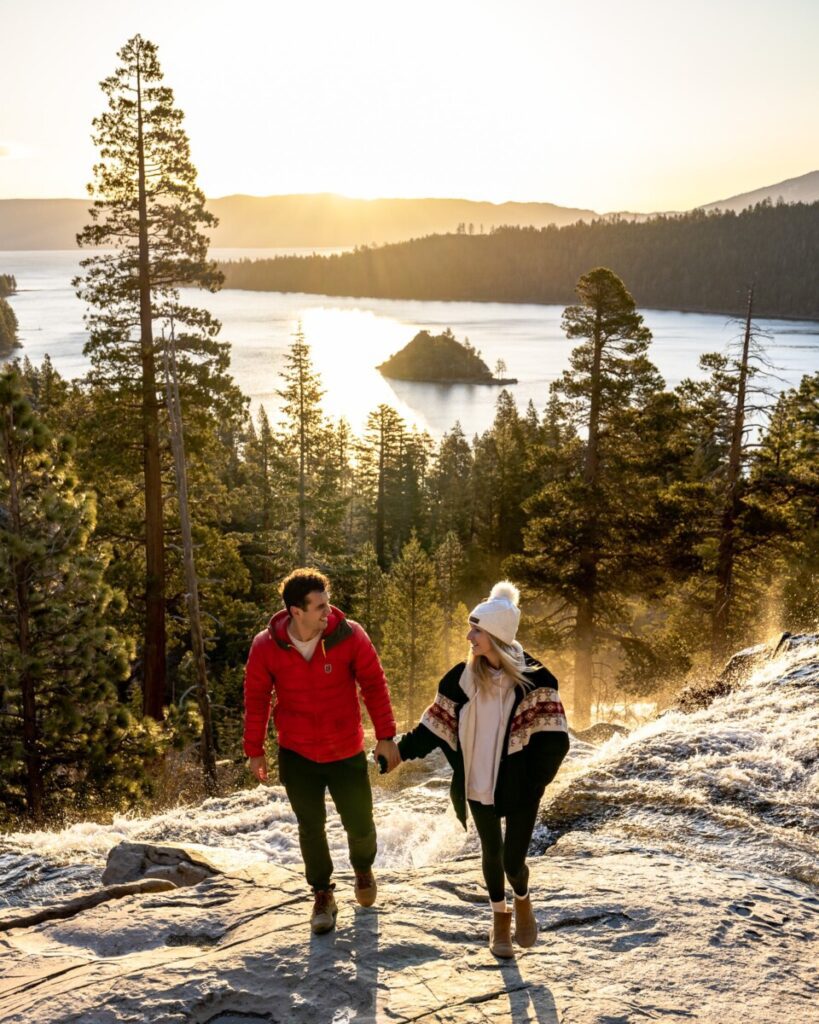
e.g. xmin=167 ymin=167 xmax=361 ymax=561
xmin=1 ymin=838 xmax=817 ymax=1024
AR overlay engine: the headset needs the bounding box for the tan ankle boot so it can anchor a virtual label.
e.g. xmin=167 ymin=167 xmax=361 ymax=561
xmin=310 ymin=889 xmax=338 ymax=934
xmin=354 ymin=869 xmax=377 ymax=907
xmin=489 ymin=910 xmax=515 ymax=958
xmin=514 ymin=894 xmax=538 ymax=948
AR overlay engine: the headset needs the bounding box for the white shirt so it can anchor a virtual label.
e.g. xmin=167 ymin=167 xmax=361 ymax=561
xmin=287 ymin=624 xmax=322 ymax=662
xmin=462 ymin=666 xmax=517 ymax=805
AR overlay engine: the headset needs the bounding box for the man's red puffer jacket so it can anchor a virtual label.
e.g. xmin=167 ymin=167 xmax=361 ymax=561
xmin=243 ymin=606 xmax=396 ymax=763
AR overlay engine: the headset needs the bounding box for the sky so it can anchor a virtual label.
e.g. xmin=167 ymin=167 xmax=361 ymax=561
xmin=1 ymin=0 xmax=818 ymax=212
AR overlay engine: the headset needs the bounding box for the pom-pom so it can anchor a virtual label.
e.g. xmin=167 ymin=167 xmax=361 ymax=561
xmin=488 ymin=580 xmax=520 ymax=606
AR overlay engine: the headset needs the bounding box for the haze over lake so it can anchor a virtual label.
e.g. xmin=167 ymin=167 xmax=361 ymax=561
xmin=5 ymin=249 xmax=818 ymax=439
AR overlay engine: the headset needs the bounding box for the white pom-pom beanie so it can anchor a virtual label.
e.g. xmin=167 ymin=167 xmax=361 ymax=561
xmin=468 ymin=581 xmax=521 ymax=646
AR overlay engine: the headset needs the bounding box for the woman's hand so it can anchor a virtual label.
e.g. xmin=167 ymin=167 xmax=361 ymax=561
xmin=248 ymin=755 xmax=268 ymax=782
xmin=375 ymin=738 xmax=401 ymax=773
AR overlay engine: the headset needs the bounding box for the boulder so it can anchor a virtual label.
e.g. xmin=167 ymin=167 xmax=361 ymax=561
xmin=101 ymin=842 xmax=224 ymax=886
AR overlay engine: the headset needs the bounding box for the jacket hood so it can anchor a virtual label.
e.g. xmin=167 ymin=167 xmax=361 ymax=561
xmin=268 ymin=605 xmax=347 ymax=648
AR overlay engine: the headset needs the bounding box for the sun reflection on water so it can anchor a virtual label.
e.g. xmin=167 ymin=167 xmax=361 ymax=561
xmin=277 ymin=306 xmax=431 ymax=436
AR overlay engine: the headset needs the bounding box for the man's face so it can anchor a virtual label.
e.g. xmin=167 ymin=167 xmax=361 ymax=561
xmin=292 ymin=589 xmax=331 ymax=636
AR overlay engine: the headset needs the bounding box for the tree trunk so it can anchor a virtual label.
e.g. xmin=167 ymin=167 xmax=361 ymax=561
xmin=260 ymin=428 xmax=272 ymax=587
xmin=406 ymin=577 xmax=417 ymax=729
xmin=573 ymin=594 xmax=595 ymax=730
xmin=711 ymin=286 xmax=754 ymax=664
xmin=376 ymin=418 xmax=387 ymax=569
xmin=297 ymin=367 xmax=307 ymax=565
xmin=136 ymin=55 xmax=167 ymax=720
xmin=573 ymin=312 xmax=604 ymax=729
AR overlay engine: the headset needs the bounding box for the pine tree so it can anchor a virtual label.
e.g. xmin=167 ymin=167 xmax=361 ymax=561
xmin=276 ymin=324 xmax=325 ymax=565
xmin=435 ymin=531 xmax=465 ymax=665
xmin=0 ymin=296 xmax=19 ymax=357
xmin=311 ymin=416 xmax=356 ymax=567
xmin=0 ymin=369 xmax=140 ymax=823
xmin=16 ymin=355 xmax=71 ymax=426
xmin=472 ymin=390 xmax=532 ymax=558
xmin=350 ymin=541 xmax=386 ymax=646
xmin=512 ymin=268 xmax=671 ymax=727
xmin=710 ymin=287 xmax=769 ymax=661
xmin=380 ymin=534 xmax=441 ymax=727
xmin=428 ymin=422 xmax=474 ymax=544
xmin=326 ymin=416 xmax=356 ymax=553
xmin=357 ymin=404 xmax=407 ymax=568
xmin=74 ymin=35 xmax=229 ymax=720
xmin=662 ymin=303 xmax=781 ymax=665
xmin=751 ymin=372 xmax=819 ymax=632
xmin=237 ymin=406 xmax=290 ymax=603
xmin=394 ymin=427 xmax=434 ymax=553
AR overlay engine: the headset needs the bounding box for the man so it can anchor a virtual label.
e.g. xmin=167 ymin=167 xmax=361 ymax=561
xmin=244 ymin=568 xmax=400 ymax=934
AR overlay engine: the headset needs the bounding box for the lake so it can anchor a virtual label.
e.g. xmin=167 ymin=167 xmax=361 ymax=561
xmin=4 ymin=249 xmax=818 ymax=439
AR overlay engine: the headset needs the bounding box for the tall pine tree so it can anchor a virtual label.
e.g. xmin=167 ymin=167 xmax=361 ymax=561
xmin=276 ymin=324 xmax=325 ymax=565
xmin=380 ymin=534 xmax=441 ymax=727
xmin=357 ymin=404 xmax=407 ymax=568
xmin=74 ymin=35 xmax=229 ymax=720
xmin=513 ymin=268 xmax=672 ymax=726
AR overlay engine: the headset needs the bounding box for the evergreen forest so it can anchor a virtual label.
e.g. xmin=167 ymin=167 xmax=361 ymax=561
xmin=1 ymin=36 xmax=817 ymax=828
xmin=0 ymin=276 xmax=19 ymax=357
xmin=221 ymin=202 xmax=819 ymax=320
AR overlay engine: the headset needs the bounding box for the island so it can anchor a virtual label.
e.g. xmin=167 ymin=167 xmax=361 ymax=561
xmin=377 ymin=328 xmax=517 ymax=385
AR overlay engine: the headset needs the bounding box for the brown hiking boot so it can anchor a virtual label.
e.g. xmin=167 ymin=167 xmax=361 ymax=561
xmin=513 ymin=894 xmax=538 ymax=948
xmin=354 ymin=869 xmax=377 ymax=907
xmin=489 ymin=910 xmax=515 ymax=958
xmin=310 ymin=889 xmax=338 ymax=934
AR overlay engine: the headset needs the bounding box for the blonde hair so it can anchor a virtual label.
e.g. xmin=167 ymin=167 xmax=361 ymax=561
xmin=468 ymin=631 xmax=535 ymax=693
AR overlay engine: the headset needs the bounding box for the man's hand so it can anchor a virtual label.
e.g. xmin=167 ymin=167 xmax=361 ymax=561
xmin=375 ymin=738 xmax=401 ymax=773
xmin=248 ymin=755 xmax=268 ymax=782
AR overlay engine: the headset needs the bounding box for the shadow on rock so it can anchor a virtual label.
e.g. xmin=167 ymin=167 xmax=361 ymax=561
xmin=496 ymin=957 xmax=559 ymax=1023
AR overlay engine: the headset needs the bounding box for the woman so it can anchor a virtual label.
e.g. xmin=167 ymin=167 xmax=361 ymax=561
xmin=393 ymin=581 xmax=569 ymax=958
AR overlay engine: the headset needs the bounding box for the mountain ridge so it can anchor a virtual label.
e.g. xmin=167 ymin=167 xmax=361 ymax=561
xmin=701 ymin=168 xmax=819 ymax=212
xmin=1 ymin=170 xmax=816 ymax=250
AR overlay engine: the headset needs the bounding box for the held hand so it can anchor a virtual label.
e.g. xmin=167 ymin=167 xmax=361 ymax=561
xmin=375 ymin=738 xmax=401 ymax=774
xmin=248 ymin=755 xmax=268 ymax=782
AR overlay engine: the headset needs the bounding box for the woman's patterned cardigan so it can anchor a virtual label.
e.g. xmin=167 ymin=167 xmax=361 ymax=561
xmin=397 ymin=654 xmax=570 ymax=827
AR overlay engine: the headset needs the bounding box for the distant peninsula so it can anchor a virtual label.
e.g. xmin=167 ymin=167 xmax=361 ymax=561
xmin=220 ymin=201 xmax=819 ymax=321
xmin=378 ymin=329 xmax=517 ymax=385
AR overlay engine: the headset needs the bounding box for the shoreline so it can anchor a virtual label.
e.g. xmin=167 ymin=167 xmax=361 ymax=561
xmin=379 ymin=372 xmax=519 ymax=386
xmin=216 ymin=283 xmax=819 ymax=325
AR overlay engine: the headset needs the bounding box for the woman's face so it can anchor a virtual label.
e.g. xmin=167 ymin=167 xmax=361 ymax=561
xmin=467 ymin=624 xmax=494 ymax=659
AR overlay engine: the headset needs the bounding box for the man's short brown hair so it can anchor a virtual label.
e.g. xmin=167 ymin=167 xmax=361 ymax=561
xmin=281 ymin=568 xmax=331 ymax=613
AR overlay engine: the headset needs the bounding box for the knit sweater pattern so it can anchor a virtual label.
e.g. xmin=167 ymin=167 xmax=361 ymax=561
xmin=398 ymin=654 xmax=570 ymax=827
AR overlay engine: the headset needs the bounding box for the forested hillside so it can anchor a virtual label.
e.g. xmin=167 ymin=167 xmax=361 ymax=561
xmin=0 ymin=275 xmax=19 ymax=356
xmin=0 ymin=302 xmax=18 ymax=356
xmin=222 ymin=201 xmax=819 ymax=320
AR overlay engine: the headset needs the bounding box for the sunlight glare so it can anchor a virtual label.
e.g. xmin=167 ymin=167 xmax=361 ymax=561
xmin=288 ymin=307 xmax=430 ymax=436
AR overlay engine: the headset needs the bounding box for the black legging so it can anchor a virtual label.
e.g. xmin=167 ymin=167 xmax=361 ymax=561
xmin=468 ymin=799 xmax=540 ymax=903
